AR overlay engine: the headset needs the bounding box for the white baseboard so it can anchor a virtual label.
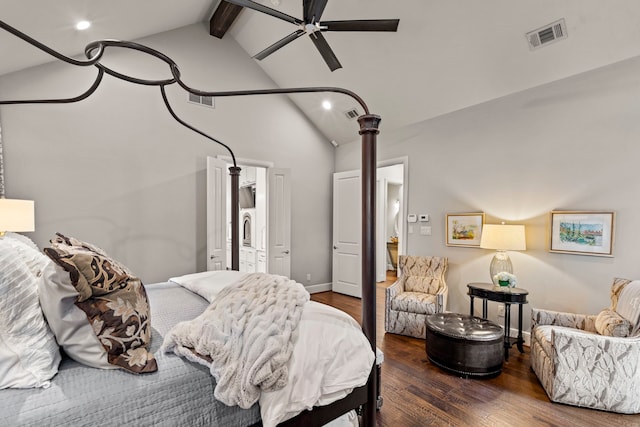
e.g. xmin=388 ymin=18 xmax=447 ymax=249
xmin=306 ymin=282 xmax=332 ymax=294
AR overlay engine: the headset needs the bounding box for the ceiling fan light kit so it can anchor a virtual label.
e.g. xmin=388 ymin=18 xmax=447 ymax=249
xmin=226 ymin=0 xmax=399 ymax=71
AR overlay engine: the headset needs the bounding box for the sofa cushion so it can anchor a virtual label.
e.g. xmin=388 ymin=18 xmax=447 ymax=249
xmin=595 ymin=309 xmax=631 ymax=337
xmin=390 ymin=292 xmax=437 ymax=315
xmin=0 ymin=235 xmax=61 ymax=389
xmin=40 ymin=233 xmax=156 ymax=374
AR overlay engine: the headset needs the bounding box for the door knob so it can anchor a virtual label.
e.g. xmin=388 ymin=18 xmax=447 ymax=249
xmin=283 ymin=250 xmax=290 ymax=255
xmin=210 ymin=255 xmax=218 ymax=260
xmin=333 ymin=245 xmax=338 ymax=250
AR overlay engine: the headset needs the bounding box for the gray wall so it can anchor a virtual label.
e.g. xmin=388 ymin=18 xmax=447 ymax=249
xmin=0 ymin=23 xmax=335 ymax=286
xmin=337 ymin=54 xmax=640 ymax=332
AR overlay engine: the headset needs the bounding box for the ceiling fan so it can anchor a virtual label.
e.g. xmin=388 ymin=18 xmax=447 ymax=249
xmin=225 ymin=0 xmax=399 ymax=71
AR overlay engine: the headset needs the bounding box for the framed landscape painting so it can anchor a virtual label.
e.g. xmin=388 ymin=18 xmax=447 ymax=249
xmin=446 ymin=212 xmax=485 ymax=247
xmin=549 ymin=211 xmax=615 ymax=256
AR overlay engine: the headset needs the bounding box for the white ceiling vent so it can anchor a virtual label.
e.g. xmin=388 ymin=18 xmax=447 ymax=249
xmin=188 ymin=92 xmax=215 ymax=108
xmin=344 ymin=108 xmax=360 ymax=120
xmin=526 ymin=19 xmax=567 ymax=50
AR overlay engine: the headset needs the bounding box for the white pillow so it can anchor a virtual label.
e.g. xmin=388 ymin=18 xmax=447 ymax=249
xmin=169 ymin=270 xmax=247 ymax=303
xmin=0 ymin=236 xmax=61 ymax=389
xmin=4 ymin=232 xmax=49 ymax=277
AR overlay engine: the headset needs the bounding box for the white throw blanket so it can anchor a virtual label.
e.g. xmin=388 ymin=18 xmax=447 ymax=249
xmin=162 ymin=273 xmax=309 ymax=409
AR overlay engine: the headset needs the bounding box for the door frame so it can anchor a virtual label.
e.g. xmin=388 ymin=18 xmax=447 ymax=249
xmin=332 ymin=156 xmax=408 ymax=295
xmin=216 ymin=156 xmax=292 ymax=277
xmin=376 ymin=158 xmax=408 ymax=281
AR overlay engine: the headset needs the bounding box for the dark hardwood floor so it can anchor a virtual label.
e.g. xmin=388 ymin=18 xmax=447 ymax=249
xmin=310 ymin=272 xmax=639 ymax=427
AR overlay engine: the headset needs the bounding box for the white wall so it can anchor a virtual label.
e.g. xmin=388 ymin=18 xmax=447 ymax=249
xmin=336 ymin=54 xmax=640 ymax=331
xmin=0 ymin=23 xmax=334 ymax=286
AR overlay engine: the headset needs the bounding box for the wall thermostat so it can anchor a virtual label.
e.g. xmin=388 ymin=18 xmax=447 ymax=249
xmin=407 ymin=214 xmax=417 ymax=223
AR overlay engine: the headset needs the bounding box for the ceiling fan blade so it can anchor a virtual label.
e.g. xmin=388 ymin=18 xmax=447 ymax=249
xmin=225 ymin=0 xmax=303 ymax=25
xmin=309 ymin=31 xmax=341 ymax=72
xmin=309 ymin=0 xmax=328 ymax=23
xmin=303 ymin=0 xmax=314 ymax=23
xmin=322 ymin=19 xmax=400 ymax=32
xmin=253 ymin=29 xmax=306 ymax=60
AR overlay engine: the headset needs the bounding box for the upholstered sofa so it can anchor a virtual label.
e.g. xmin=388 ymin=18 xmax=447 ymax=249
xmin=385 ymin=255 xmax=448 ymax=339
xmin=530 ymin=278 xmax=640 ymax=414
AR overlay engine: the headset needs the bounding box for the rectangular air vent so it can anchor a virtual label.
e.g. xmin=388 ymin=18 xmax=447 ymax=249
xmin=188 ymin=93 xmax=215 ymax=108
xmin=344 ymin=108 xmax=360 ymax=120
xmin=526 ymin=19 xmax=567 ymax=50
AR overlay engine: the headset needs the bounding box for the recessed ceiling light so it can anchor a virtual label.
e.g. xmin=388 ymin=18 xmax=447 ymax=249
xmin=76 ymin=21 xmax=91 ymax=31
xmin=322 ymin=100 xmax=332 ymax=110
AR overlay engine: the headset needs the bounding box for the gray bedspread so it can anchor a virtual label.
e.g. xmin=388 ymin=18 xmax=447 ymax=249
xmin=0 ymin=282 xmax=261 ymax=427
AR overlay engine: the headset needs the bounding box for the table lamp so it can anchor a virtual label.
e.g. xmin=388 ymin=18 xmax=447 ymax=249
xmin=0 ymin=198 xmax=35 ymax=237
xmin=480 ymin=223 xmax=526 ymax=285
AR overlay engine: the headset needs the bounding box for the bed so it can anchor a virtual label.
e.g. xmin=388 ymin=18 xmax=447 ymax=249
xmin=0 ymin=19 xmax=381 ymax=427
xmin=0 ymin=234 xmax=374 ymax=427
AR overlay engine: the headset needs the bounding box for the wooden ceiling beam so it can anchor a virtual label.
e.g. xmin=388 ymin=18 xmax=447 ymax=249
xmin=209 ymin=1 xmax=243 ymax=39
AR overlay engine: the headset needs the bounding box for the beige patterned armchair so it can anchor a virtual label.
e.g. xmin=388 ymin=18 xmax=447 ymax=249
xmin=530 ymin=278 xmax=640 ymax=414
xmin=385 ymin=255 xmax=448 ymax=339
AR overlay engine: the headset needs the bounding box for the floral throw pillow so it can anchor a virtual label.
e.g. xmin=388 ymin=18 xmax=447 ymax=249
xmin=42 ymin=233 xmax=157 ymax=374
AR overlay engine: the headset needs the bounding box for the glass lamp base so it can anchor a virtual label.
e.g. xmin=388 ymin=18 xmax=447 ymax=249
xmin=489 ymin=251 xmax=513 ymax=285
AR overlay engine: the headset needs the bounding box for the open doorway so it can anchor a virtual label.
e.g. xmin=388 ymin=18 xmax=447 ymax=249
xmin=207 ymin=157 xmax=291 ymax=277
xmin=376 ymin=164 xmax=404 ymax=283
xmin=225 ymin=165 xmax=268 ymax=273
xmin=332 ymin=157 xmax=407 ymax=297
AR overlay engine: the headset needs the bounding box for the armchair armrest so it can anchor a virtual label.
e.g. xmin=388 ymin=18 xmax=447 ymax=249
xmin=435 ymin=284 xmax=448 ymax=313
xmin=385 ymin=278 xmax=404 ymax=300
xmin=550 ymin=328 xmax=640 ymax=411
xmin=385 ymin=278 xmax=404 ymax=333
xmin=551 ymin=328 xmax=640 ymax=394
xmin=531 ymin=307 xmax=597 ymax=333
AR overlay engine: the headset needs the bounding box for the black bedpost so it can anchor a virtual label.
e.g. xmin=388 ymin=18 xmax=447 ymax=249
xmin=229 ymin=166 xmax=241 ymax=271
xmin=358 ymin=114 xmax=381 ymax=427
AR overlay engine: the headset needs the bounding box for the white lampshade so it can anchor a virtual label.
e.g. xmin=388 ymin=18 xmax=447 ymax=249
xmin=480 ymin=223 xmax=526 ymax=285
xmin=480 ymin=224 xmax=526 ymax=251
xmin=0 ymin=198 xmax=35 ymax=234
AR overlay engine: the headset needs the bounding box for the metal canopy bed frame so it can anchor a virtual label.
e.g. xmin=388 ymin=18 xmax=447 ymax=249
xmin=0 ymin=20 xmax=380 ymax=427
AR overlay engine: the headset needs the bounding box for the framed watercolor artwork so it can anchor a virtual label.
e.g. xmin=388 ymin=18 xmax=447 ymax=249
xmin=549 ymin=210 xmax=615 ymax=256
xmin=446 ymin=212 xmax=485 ymax=247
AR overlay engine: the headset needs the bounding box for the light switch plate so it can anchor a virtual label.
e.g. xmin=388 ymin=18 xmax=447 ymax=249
xmin=420 ymin=226 xmax=432 ymax=235
xmin=407 ymin=214 xmax=417 ymax=223
xmin=419 ymin=214 xmax=429 ymax=222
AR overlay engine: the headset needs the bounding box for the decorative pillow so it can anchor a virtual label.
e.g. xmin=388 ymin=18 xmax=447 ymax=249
xmin=40 ymin=233 xmax=157 ymax=374
xmin=404 ymin=276 xmax=442 ymax=294
xmin=595 ymin=309 xmax=632 ymax=337
xmin=0 ymin=235 xmax=61 ymax=389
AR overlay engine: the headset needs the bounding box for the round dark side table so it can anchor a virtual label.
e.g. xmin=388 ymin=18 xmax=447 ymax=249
xmin=467 ymin=282 xmax=529 ymax=360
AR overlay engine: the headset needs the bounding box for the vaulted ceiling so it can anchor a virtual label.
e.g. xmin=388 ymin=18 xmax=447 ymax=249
xmin=3 ymin=1 xmax=640 ymax=145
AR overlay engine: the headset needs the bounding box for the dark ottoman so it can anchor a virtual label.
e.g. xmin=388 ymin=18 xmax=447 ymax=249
xmin=425 ymin=313 xmax=504 ymax=378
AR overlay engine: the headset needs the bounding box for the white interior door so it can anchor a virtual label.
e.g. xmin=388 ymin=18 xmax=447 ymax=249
xmin=206 ymin=157 xmax=227 ymax=271
xmin=332 ymin=170 xmax=362 ymax=298
xmin=268 ymin=168 xmax=291 ymax=277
